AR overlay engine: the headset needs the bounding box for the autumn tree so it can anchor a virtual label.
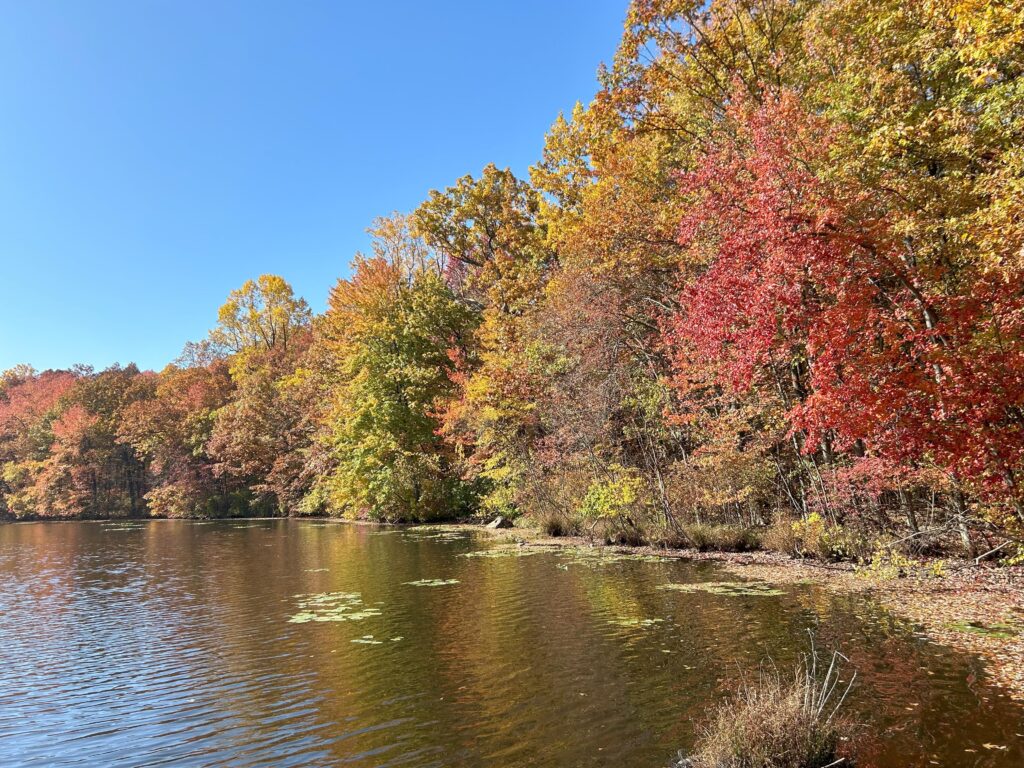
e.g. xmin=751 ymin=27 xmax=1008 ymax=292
xmin=118 ymin=361 xmax=240 ymax=518
xmin=205 ymin=275 xmax=314 ymax=514
xmin=309 ymin=219 xmax=479 ymax=520
xmin=413 ymin=165 xmax=555 ymax=515
xmin=209 ymin=274 xmax=311 ymax=355
xmin=0 ymin=368 xmax=77 ymax=518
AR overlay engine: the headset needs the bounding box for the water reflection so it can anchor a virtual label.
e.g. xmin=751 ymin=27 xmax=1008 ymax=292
xmin=0 ymin=520 xmax=1020 ymax=767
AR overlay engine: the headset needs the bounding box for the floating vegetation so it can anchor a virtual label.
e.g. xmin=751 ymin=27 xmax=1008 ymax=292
xmin=556 ymin=549 xmax=671 ymax=567
xmin=101 ymin=522 xmax=149 ymax=532
xmin=461 ymin=542 xmax=673 ymax=565
xmin=403 ymin=532 xmax=469 ymax=541
xmin=623 ymin=553 xmax=672 ymax=563
xmin=657 ymin=581 xmax=785 ymax=597
xmin=304 ymin=568 xmax=329 ymax=573
xmin=404 ymin=578 xmax=460 ymax=587
xmin=948 ymin=621 xmax=1020 ymax=640
xmin=460 ymin=545 xmax=561 ymax=559
xmin=610 ymin=617 xmax=664 ymax=628
xmin=350 ymin=634 xmax=402 ymax=645
xmin=288 ymin=592 xmax=382 ymax=623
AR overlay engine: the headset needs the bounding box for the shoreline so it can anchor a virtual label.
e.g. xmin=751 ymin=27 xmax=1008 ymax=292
xmin=461 ymin=521 xmax=1024 ymax=702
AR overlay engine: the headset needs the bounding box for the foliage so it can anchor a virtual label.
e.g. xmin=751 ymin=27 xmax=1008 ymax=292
xmin=415 ymin=165 xmax=554 ymax=517
xmin=309 ymin=223 xmax=480 ymax=521
xmin=790 ymin=514 xmax=872 ymax=562
xmin=578 ymin=468 xmax=646 ymax=522
xmin=118 ymin=361 xmax=240 ymax=518
xmin=209 ymin=274 xmax=311 ymax=356
xmin=3 ymin=0 xmax=1024 ymax=550
xmin=855 ymin=548 xmax=948 ymax=581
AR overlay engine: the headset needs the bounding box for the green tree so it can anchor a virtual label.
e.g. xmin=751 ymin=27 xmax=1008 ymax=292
xmin=310 ymin=228 xmax=479 ymax=520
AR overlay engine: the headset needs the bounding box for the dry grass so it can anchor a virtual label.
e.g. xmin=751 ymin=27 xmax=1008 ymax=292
xmin=685 ymin=648 xmax=855 ymax=768
xmin=531 ymin=509 xmax=581 ymax=538
xmin=761 ymin=518 xmax=801 ymax=555
xmin=684 ymin=523 xmax=763 ymax=552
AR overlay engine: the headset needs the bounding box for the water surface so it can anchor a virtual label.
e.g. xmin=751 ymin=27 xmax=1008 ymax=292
xmin=0 ymin=520 xmax=1021 ymax=767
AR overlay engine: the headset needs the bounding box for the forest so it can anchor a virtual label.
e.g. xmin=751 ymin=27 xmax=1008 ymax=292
xmin=2 ymin=0 xmax=1023 ymax=566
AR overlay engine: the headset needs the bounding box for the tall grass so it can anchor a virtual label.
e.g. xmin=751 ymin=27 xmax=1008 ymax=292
xmin=680 ymin=646 xmax=856 ymax=768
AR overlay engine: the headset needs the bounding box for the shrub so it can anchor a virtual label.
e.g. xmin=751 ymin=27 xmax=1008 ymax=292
xmin=855 ymin=546 xmax=947 ymax=581
xmin=684 ymin=649 xmax=855 ymax=768
xmin=533 ymin=509 xmax=581 ymax=537
xmin=790 ymin=513 xmax=871 ymax=562
xmin=577 ymin=469 xmax=644 ymax=521
xmin=762 ymin=517 xmax=801 ymax=555
xmin=577 ymin=466 xmax=652 ymax=545
xmin=684 ymin=523 xmax=762 ymax=552
xmin=654 ymin=528 xmax=693 ymax=550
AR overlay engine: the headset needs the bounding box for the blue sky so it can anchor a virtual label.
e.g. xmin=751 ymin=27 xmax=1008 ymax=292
xmin=0 ymin=1 xmax=625 ymax=372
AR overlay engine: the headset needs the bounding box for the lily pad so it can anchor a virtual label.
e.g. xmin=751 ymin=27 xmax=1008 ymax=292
xmin=557 ymin=549 xmax=671 ymax=567
xmin=460 ymin=545 xmax=561 ymax=559
xmin=404 ymin=578 xmax=460 ymax=587
xmin=610 ymin=617 xmax=665 ymax=628
xmin=288 ymin=591 xmax=382 ymax=623
xmin=351 ymin=635 xmax=383 ymax=645
xmin=657 ymin=581 xmax=785 ymax=597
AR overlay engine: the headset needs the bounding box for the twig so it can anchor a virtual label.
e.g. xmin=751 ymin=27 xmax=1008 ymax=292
xmin=975 ymin=540 xmax=1013 ymax=564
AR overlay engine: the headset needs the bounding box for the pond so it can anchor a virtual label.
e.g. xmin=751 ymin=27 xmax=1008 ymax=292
xmin=0 ymin=519 xmax=1021 ymax=767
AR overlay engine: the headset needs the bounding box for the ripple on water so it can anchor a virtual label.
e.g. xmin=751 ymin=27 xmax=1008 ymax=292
xmin=0 ymin=519 xmax=1022 ymax=768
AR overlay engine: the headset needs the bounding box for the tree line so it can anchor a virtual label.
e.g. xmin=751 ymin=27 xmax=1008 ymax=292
xmin=2 ymin=0 xmax=1023 ymax=559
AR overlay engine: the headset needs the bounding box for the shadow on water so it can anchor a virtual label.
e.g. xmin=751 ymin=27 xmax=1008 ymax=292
xmin=0 ymin=519 xmax=1021 ymax=767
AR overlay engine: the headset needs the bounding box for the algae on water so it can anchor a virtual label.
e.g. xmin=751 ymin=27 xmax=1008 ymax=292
xmin=288 ymin=591 xmax=382 ymax=623
xmin=556 ymin=549 xmax=671 ymax=567
xmin=657 ymin=581 xmax=785 ymax=597
xmin=460 ymin=545 xmax=561 ymax=559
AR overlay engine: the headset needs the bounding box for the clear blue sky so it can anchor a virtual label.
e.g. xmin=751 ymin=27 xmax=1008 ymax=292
xmin=0 ymin=0 xmax=625 ymax=372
